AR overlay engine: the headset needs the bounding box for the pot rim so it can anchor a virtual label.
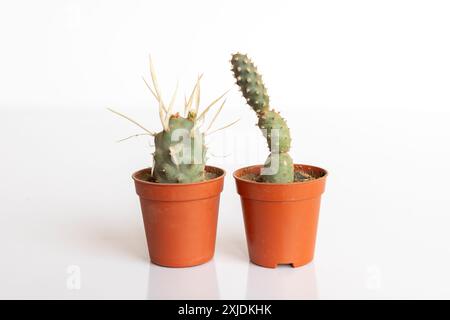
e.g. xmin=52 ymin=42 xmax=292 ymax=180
xmin=233 ymin=164 xmax=328 ymax=186
xmin=132 ymin=165 xmax=226 ymax=186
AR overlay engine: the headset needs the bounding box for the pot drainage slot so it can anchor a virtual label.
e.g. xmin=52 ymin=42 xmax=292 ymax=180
xmin=275 ymin=263 xmax=296 ymax=268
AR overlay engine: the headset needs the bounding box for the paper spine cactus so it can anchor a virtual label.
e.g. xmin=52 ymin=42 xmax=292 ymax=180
xmin=231 ymin=53 xmax=294 ymax=183
xmin=152 ymin=113 xmax=206 ymax=183
xmin=110 ymin=57 xmax=236 ymax=183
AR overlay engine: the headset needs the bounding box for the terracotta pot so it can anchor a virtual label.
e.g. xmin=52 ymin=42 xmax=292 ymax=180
xmin=234 ymin=164 xmax=327 ymax=268
xmin=132 ymin=166 xmax=225 ymax=268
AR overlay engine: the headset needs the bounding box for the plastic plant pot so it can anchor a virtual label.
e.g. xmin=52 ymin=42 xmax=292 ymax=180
xmin=133 ymin=166 xmax=225 ymax=267
xmin=234 ymin=164 xmax=327 ymax=268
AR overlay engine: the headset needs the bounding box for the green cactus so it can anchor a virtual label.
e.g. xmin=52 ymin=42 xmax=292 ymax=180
xmin=152 ymin=114 xmax=206 ymax=183
xmin=231 ymin=53 xmax=294 ymax=183
xmin=231 ymin=55 xmax=269 ymax=113
xmin=110 ymin=57 xmax=234 ymax=183
xmin=258 ymin=110 xmax=291 ymax=153
xmin=262 ymin=152 xmax=294 ymax=183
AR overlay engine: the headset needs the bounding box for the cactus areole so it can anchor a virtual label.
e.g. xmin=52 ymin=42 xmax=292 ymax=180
xmin=231 ymin=53 xmax=297 ymax=183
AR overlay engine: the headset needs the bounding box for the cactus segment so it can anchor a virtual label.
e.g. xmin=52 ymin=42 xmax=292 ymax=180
xmin=258 ymin=110 xmax=291 ymax=153
xmin=261 ymin=153 xmax=294 ymax=183
xmin=231 ymin=53 xmax=270 ymax=114
xmin=153 ymin=114 xmax=206 ymax=183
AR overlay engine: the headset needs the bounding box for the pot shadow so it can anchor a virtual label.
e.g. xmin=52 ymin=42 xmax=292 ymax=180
xmin=246 ymin=262 xmax=318 ymax=299
xmin=147 ymin=260 xmax=220 ymax=299
xmin=73 ymin=219 xmax=149 ymax=263
xmin=216 ymin=232 xmax=248 ymax=262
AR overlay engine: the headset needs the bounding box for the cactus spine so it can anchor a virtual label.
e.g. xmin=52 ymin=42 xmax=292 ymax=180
xmin=231 ymin=53 xmax=294 ymax=183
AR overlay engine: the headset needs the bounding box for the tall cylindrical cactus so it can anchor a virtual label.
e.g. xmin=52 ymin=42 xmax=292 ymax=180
xmin=231 ymin=53 xmax=294 ymax=183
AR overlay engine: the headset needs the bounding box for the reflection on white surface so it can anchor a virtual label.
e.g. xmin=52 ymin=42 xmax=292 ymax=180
xmin=147 ymin=261 xmax=220 ymax=300
xmin=246 ymin=262 xmax=318 ymax=299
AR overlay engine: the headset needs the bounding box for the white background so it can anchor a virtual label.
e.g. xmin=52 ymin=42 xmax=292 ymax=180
xmin=1 ymin=0 xmax=450 ymax=299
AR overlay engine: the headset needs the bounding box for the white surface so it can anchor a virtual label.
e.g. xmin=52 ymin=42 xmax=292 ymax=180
xmin=1 ymin=0 xmax=450 ymax=299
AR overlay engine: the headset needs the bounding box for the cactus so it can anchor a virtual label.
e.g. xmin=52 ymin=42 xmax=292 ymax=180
xmin=152 ymin=113 xmax=207 ymax=183
xmin=110 ymin=57 xmax=236 ymax=183
xmin=231 ymin=53 xmax=294 ymax=183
